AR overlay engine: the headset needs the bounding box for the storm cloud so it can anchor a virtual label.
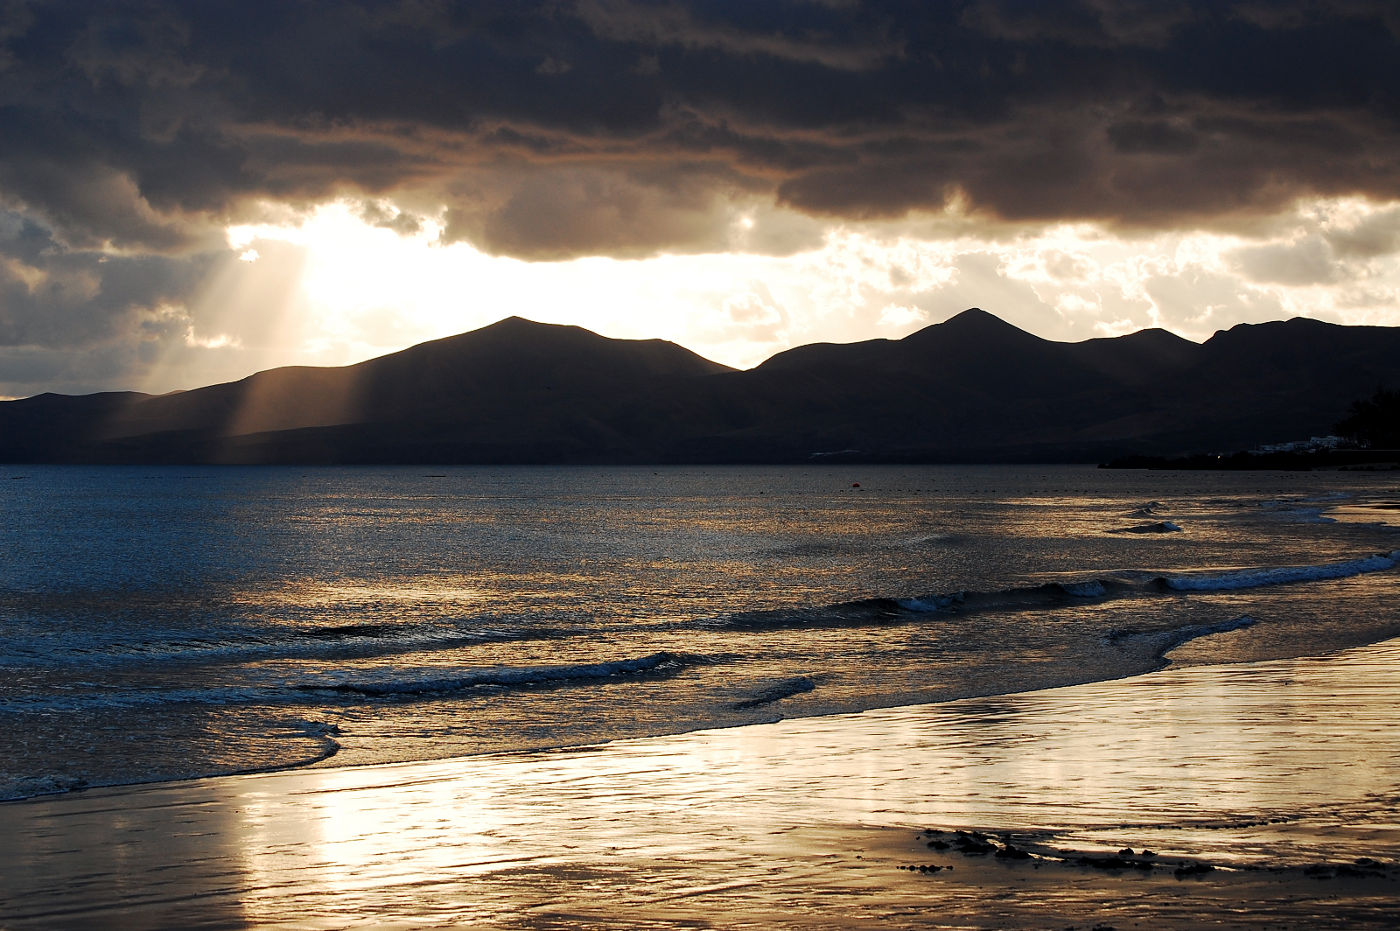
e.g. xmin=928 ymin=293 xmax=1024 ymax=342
xmin=1 ymin=0 xmax=1399 ymax=393
xmin=3 ymin=1 xmax=1398 ymax=254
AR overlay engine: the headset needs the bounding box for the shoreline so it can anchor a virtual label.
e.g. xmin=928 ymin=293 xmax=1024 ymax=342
xmin=0 ymin=602 xmax=1342 ymax=807
xmin=6 ymin=638 xmax=1400 ymax=928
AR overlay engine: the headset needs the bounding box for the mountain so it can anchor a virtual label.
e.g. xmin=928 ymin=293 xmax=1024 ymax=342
xmin=3 ymin=310 xmax=1399 ymax=464
xmin=0 ymin=317 xmax=736 ymax=463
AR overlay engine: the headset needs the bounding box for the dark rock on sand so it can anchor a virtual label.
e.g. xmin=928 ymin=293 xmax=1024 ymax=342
xmin=1073 ymin=855 xmax=1141 ymax=871
xmin=953 ymin=831 xmax=998 ymax=855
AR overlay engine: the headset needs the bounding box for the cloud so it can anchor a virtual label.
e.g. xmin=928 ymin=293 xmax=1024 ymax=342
xmin=0 ymin=342 xmax=145 ymax=398
xmin=1325 ymin=204 xmax=1400 ymax=259
xmin=0 ymin=0 xmax=1396 ymax=264
xmin=718 ymin=284 xmax=791 ymax=342
xmin=357 ymin=199 xmax=422 ymax=236
xmin=0 ymin=210 xmax=210 ymax=349
xmin=910 ymin=251 xmax=1058 ymax=334
xmin=1142 ymin=265 xmax=1288 ymax=333
xmin=960 ymin=0 xmax=1198 ymax=47
xmin=1228 ymin=236 xmax=1339 ymax=286
xmin=2 ymin=1 xmax=1400 ymax=395
xmin=438 ymin=162 xmax=754 ymax=260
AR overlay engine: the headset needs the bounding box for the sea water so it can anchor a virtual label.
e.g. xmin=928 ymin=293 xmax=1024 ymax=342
xmin=2 ymin=464 xmax=1398 ymax=800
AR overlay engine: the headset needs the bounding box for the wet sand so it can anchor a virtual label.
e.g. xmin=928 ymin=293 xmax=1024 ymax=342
xmin=4 ymin=639 xmax=1400 ymax=929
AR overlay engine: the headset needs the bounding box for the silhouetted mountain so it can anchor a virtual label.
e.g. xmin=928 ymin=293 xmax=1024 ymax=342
xmin=3 ymin=310 xmax=1399 ymax=463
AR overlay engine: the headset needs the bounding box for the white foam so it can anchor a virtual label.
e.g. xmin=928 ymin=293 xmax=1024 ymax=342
xmin=1163 ymin=551 xmax=1400 ymax=591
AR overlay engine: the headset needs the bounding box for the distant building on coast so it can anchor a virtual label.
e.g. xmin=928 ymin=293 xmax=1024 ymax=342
xmin=1250 ymin=435 xmax=1345 ymax=454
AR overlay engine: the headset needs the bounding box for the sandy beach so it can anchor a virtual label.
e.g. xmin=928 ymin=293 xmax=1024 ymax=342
xmin=5 ymin=638 xmax=1400 ymax=929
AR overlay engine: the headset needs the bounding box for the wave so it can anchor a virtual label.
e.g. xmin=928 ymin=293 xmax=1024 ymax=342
xmin=8 ymin=550 xmax=1396 ymax=678
xmin=1107 ymin=615 xmax=1258 ymax=655
xmin=299 ymin=651 xmax=706 ymax=699
xmin=0 ymin=717 xmax=344 ymax=802
xmin=1160 ymin=615 xmax=1259 ymax=650
xmin=905 ymin=579 xmax=1117 ymax=608
xmin=1261 ymin=494 xmax=1350 ymax=524
xmin=1109 ymin=521 xmax=1182 ymax=534
xmin=731 ymin=676 xmax=817 ymax=710
xmin=0 ymin=615 xmax=589 ymax=669
xmin=698 ymin=549 xmax=1400 ymax=635
xmin=1270 ymin=508 xmax=1337 ymax=524
xmin=1159 ymin=551 xmax=1400 ymax=592
xmin=7 ymin=651 xmax=715 ymax=712
xmin=707 ymin=579 xmax=1122 ymax=633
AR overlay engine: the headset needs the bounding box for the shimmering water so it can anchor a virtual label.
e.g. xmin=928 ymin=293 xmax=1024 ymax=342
xmin=2 ymin=464 xmax=1399 ymax=799
xmin=4 ymin=640 xmax=1398 ymax=929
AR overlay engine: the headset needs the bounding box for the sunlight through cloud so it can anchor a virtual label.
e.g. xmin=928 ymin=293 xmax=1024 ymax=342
xmin=185 ymin=195 xmax=1400 ymax=392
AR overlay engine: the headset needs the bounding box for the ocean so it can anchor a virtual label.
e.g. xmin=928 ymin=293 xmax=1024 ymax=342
xmin=3 ymin=464 xmax=1398 ymax=802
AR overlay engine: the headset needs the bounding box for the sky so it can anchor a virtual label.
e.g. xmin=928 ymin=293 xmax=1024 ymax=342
xmin=2 ymin=0 xmax=1399 ymax=397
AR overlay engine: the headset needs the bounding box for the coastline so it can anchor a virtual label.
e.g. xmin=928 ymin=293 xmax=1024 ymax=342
xmin=5 ymin=637 xmax=1400 ymax=928
xmin=1100 ymin=448 xmax=1400 ymax=471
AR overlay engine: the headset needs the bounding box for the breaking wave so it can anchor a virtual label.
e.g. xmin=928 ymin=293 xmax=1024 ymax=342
xmin=0 ymin=616 xmax=589 ymax=669
xmin=1159 ymin=551 xmax=1400 ymax=592
xmin=707 ymin=579 xmax=1124 ymax=633
xmin=299 ymin=651 xmax=706 ymax=699
xmin=10 ymin=651 xmax=714 ymax=712
xmin=7 ymin=551 xmax=1397 ymax=674
xmin=697 ymin=549 xmax=1399 ymax=634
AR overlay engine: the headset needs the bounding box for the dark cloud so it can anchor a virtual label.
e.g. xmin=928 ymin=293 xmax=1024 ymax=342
xmin=1106 ymin=119 xmax=1199 ymax=155
xmin=960 ymin=0 xmax=1199 ymax=48
xmin=1 ymin=0 xmax=1399 ymax=397
xmin=439 ymin=161 xmax=761 ymax=259
xmin=0 ymin=209 xmax=209 ymax=349
xmin=358 ymin=199 xmax=422 ymax=236
xmin=0 ymin=0 xmax=1396 ymax=264
xmin=0 ymin=343 xmax=142 ymax=397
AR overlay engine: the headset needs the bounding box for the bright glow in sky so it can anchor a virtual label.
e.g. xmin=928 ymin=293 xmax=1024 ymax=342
xmin=155 ymin=195 xmax=1400 ymax=394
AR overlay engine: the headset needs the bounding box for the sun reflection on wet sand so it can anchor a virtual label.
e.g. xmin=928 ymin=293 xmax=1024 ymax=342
xmin=4 ymin=639 xmax=1400 ymax=928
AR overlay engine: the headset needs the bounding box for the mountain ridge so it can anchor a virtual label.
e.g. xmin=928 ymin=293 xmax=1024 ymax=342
xmin=3 ymin=309 xmax=1398 ymax=464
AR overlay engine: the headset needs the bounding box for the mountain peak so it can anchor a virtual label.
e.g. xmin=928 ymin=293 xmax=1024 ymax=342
xmin=484 ymin=315 xmax=561 ymax=331
xmin=381 ymin=314 xmax=733 ymax=380
xmin=937 ymin=307 xmax=1029 ymax=333
xmin=904 ymin=307 xmax=1041 ymax=348
xmin=471 ymin=315 xmax=588 ymax=340
xmin=945 ymin=307 xmax=996 ymax=324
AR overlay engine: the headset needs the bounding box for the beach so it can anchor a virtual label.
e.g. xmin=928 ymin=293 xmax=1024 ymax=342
xmin=5 ymin=636 xmax=1399 ymax=929
xmin=5 ymin=2 xmax=1400 ymax=926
